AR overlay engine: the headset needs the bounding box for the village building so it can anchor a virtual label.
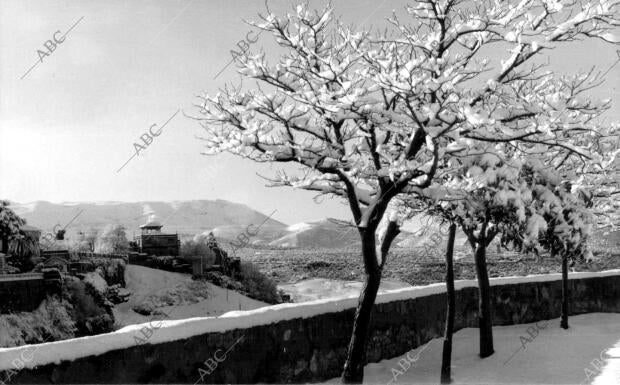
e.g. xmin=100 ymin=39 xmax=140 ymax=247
xmin=68 ymin=260 xmax=96 ymax=274
xmin=42 ymin=255 xmax=70 ymax=273
xmin=132 ymin=216 xmax=180 ymax=256
xmin=41 ymin=249 xmax=71 ymax=259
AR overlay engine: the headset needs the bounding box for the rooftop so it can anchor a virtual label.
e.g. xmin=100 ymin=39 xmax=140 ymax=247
xmin=140 ymin=214 xmax=163 ymax=229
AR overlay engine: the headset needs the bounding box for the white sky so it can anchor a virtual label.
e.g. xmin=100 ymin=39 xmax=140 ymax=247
xmin=1 ymin=0 xmax=618 ymax=225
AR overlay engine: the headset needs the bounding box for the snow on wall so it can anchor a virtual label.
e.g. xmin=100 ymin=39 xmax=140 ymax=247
xmin=1 ymin=269 xmax=619 ymax=371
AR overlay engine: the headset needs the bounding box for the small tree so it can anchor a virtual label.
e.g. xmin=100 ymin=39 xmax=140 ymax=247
xmin=71 ymin=229 xmax=99 ymax=252
xmin=515 ymin=170 xmax=595 ymax=329
xmin=408 ymin=152 xmax=569 ymax=359
xmin=181 ymin=237 xmax=212 ymax=258
xmin=437 ymin=154 xmax=537 ymax=358
xmin=95 ymin=225 xmax=129 ymax=254
xmin=181 ymin=233 xmax=221 ymax=263
xmin=398 ymin=200 xmax=459 ymax=381
xmin=496 ymin=161 xmax=604 ymax=330
xmin=8 ymin=230 xmax=40 ymax=272
xmin=522 ymin=113 xmax=619 ymax=328
xmin=549 ymin=189 xmax=591 ymax=329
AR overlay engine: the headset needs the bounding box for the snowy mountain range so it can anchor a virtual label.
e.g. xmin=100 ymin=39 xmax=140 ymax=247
xmin=7 ymin=200 xmax=408 ymax=249
xmin=9 ymin=200 xmax=285 ymax=241
xmin=9 ymin=200 xmax=617 ymax=251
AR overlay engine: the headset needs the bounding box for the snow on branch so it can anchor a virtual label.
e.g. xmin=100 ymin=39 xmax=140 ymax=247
xmin=193 ymin=1 xmax=619 ymax=232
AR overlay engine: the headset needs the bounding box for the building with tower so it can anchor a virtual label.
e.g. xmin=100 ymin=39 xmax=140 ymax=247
xmin=132 ymin=215 xmax=180 ymax=256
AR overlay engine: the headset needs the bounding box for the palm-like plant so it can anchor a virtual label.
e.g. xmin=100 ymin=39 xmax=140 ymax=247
xmin=0 ymin=200 xmax=39 ymax=272
xmin=9 ymin=231 xmax=41 ymax=258
xmin=0 ymin=200 xmax=25 ymax=254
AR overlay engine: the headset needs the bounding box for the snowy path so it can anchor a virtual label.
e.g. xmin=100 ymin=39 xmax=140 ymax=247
xmin=326 ymin=313 xmax=620 ymax=385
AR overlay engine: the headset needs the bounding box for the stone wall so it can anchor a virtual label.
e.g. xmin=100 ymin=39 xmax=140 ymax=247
xmin=0 ymin=259 xmax=126 ymax=314
xmin=2 ymin=272 xmax=619 ymax=384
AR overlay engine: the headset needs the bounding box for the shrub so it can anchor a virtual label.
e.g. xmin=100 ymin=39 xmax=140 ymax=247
xmin=0 ymin=297 xmax=76 ymax=348
xmin=64 ymin=279 xmax=102 ymax=317
xmin=202 ymin=271 xmax=224 ymax=285
xmin=236 ymin=262 xmax=282 ymax=304
xmin=0 ymin=278 xmax=116 ymax=347
xmin=63 ymin=278 xmax=114 ymax=336
xmin=89 ymin=257 xmax=127 ymax=286
xmin=82 ymin=313 xmax=114 ymax=335
xmin=199 ymin=271 xmax=242 ymax=292
xmin=150 ymin=255 xmax=176 ymax=270
xmin=132 ymin=303 xmax=155 ymax=316
xmin=199 ymin=263 xmax=282 ymax=304
xmin=181 ymin=238 xmax=212 ymax=258
xmin=221 ymin=275 xmax=245 ymax=292
xmin=142 ymin=255 xmax=190 ymax=273
xmin=305 ymin=261 xmax=332 ymax=270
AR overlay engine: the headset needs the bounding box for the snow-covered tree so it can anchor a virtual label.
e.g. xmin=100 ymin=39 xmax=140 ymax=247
xmin=577 ymin=124 xmax=620 ymax=241
xmin=95 ymin=225 xmax=129 ymax=254
xmin=194 ymin=1 xmax=619 ymax=381
xmin=70 ymin=228 xmax=99 ymax=252
xmin=402 ymin=200 xmax=459 ymax=383
xmin=539 ymin=182 xmax=592 ymax=329
xmin=0 ymin=201 xmax=40 ymax=272
xmin=518 ymin=121 xmax=619 ymax=328
xmin=425 ymin=150 xmax=539 ymax=358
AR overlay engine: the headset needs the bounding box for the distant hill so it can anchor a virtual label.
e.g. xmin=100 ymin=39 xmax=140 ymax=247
xmin=8 ymin=200 xmax=414 ymax=250
xmin=9 ymin=200 xmax=367 ymax=249
xmin=8 ymin=200 xmax=288 ymax=240
xmin=13 ymin=200 xmax=613 ymax=252
xmin=267 ymin=219 xmax=362 ymax=249
xmin=194 ymin=218 xmax=362 ymax=249
xmin=265 ymin=218 xmax=414 ymax=249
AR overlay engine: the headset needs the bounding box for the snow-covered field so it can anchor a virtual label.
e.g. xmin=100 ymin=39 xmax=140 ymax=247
xmin=325 ymin=313 xmax=620 ymax=385
xmin=279 ymin=278 xmax=412 ymax=302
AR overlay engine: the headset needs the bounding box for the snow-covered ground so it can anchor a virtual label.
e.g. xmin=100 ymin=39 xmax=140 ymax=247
xmin=113 ymin=265 xmax=267 ymax=327
xmin=325 ymin=313 xmax=620 ymax=385
xmin=279 ymin=278 xmax=412 ymax=302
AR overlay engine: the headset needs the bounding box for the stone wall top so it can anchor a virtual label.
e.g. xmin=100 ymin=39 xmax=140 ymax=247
xmin=0 ymin=269 xmax=618 ymax=372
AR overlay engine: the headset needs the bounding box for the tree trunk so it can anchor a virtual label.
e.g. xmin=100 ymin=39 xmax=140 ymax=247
xmin=474 ymin=242 xmax=494 ymax=358
xmin=441 ymin=224 xmax=457 ymax=384
xmin=341 ymin=273 xmax=381 ymax=383
xmin=341 ymin=233 xmax=382 ymax=383
xmin=561 ymin=254 xmax=569 ymax=329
